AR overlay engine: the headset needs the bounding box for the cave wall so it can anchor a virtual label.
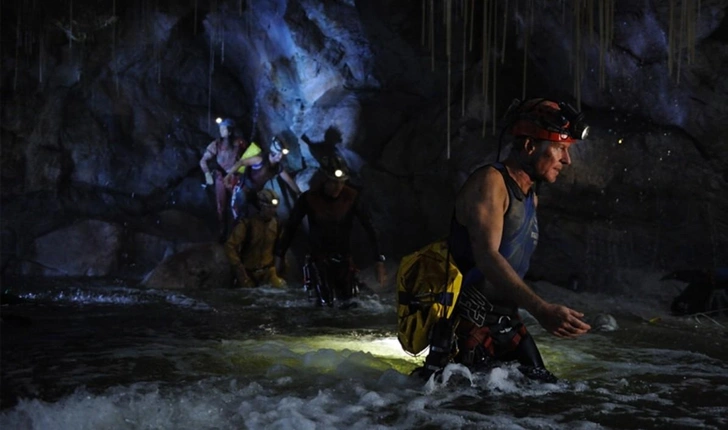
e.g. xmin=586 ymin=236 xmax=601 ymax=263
xmin=1 ymin=0 xmax=726 ymax=292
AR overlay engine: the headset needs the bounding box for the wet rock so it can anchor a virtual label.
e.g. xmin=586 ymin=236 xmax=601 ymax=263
xmin=141 ymin=242 xmax=232 ymax=290
xmin=664 ymin=269 xmax=728 ymax=317
xmin=21 ymin=220 xmax=123 ymax=277
xmin=587 ymin=313 xmax=619 ymax=332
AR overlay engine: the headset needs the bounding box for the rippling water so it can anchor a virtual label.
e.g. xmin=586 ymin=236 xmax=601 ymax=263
xmin=1 ymin=278 xmax=727 ymax=429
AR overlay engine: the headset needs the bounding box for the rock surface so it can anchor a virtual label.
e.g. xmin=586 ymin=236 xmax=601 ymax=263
xmin=1 ymin=0 xmax=726 ymax=292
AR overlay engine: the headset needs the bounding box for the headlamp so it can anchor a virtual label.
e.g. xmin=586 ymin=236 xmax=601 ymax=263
xmin=334 ymin=169 xmax=344 ymax=178
xmin=271 ymin=137 xmax=289 ymax=156
xmin=271 ymin=198 xmax=279 ymax=206
xmin=557 ymin=102 xmax=590 ymax=140
xmin=506 ymin=98 xmax=590 ymax=143
xmin=216 ymin=117 xmax=222 ymax=124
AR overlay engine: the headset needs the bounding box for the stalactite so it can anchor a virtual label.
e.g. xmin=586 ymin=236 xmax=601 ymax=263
xmin=194 ymin=0 xmax=198 ymax=35
xmin=606 ymin=0 xmax=611 ymax=45
xmin=598 ymin=0 xmax=602 ymax=88
xmin=421 ymin=0 xmax=426 ymax=46
xmin=221 ymin=35 xmax=226 ymax=64
xmin=461 ymin=0 xmax=469 ymax=116
xmin=469 ymin=0 xmax=475 ymax=50
xmin=687 ymin=0 xmax=693 ymax=64
xmin=588 ymin=0 xmax=594 ymax=45
xmin=491 ymin=0 xmax=497 ymax=135
xmin=600 ymin=0 xmax=613 ymax=90
xmin=501 ymin=0 xmax=508 ymax=64
xmin=697 ymin=0 xmax=701 ymax=28
xmin=677 ymin=0 xmax=686 ymax=84
xmin=668 ymin=0 xmax=675 ymax=77
xmin=155 ymin=0 xmax=162 ymax=84
xmin=483 ymin=0 xmax=490 ymax=103
xmin=430 ymin=0 xmax=435 ymax=71
xmin=443 ymin=0 xmax=447 ymax=26
xmin=113 ymin=0 xmax=119 ymax=95
xmin=239 ymin=0 xmax=243 ymax=17
xmin=14 ymin=3 xmax=20 ymax=91
xmin=574 ymin=0 xmax=582 ymax=109
xmin=446 ymin=0 xmax=452 ymax=159
xmin=446 ymin=0 xmax=452 ymax=57
xmin=482 ymin=0 xmax=490 ymax=138
xmin=690 ymin=0 xmax=697 ymax=63
xmin=208 ymin=44 xmax=215 ymax=133
xmin=462 ymin=0 xmax=467 ymax=116
xmin=220 ymin=2 xmax=226 ymax=65
xmin=38 ymin=28 xmax=43 ymax=84
xmin=69 ymin=0 xmax=73 ymax=52
xmin=522 ymin=0 xmax=532 ymax=101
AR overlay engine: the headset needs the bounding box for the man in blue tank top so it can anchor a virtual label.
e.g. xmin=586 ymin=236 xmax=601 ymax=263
xmin=448 ymin=98 xmax=592 ymax=382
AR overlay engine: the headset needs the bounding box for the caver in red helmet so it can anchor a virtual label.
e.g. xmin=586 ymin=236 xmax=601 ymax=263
xmin=508 ymin=98 xmax=589 ymax=143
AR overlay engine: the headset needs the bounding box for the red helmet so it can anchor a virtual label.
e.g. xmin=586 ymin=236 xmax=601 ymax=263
xmin=507 ymin=98 xmax=589 ymax=143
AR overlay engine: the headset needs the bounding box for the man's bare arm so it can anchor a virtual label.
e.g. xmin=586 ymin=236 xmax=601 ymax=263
xmin=199 ymin=142 xmax=216 ymax=174
xmin=227 ymin=155 xmax=263 ymax=175
xmin=456 ymin=167 xmax=590 ymax=338
xmin=457 ymin=167 xmax=547 ymax=314
xmin=279 ymin=169 xmax=301 ymax=195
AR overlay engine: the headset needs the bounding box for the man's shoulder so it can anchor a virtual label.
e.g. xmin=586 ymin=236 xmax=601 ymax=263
xmin=463 ymin=164 xmax=503 ymax=187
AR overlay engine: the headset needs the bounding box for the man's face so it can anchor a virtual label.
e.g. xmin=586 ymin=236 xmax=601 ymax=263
xmin=323 ymin=178 xmax=345 ymax=197
xmin=269 ymin=151 xmax=283 ymax=164
xmin=530 ymin=140 xmax=573 ymax=183
xmin=219 ymin=125 xmax=230 ymax=138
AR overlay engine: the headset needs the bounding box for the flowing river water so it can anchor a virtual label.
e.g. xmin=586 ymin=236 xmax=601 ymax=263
xmin=1 ymin=277 xmax=726 ymax=429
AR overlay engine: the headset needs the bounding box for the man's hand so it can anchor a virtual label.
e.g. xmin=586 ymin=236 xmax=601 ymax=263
xmin=204 ymin=171 xmax=214 ymax=186
xmin=535 ymin=303 xmax=591 ymax=338
xmin=223 ymin=173 xmax=237 ymax=189
xmin=376 ymin=262 xmax=387 ymax=288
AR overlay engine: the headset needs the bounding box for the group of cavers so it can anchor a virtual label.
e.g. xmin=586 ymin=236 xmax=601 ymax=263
xmin=199 ymin=100 xmax=727 ymax=385
xmin=198 ymin=118 xmax=386 ymax=310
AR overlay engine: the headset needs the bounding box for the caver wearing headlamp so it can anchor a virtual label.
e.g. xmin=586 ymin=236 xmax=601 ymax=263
xmin=275 ymin=155 xmax=387 ymax=309
xmin=417 ymin=98 xmax=592 ymax=382
xmin=200 ymin=117 xmax=261 ymax=240
xmin=230 ymin=135 xmax=302 ymax=219
xmin=224 ymin=188 xmax=286 ymax=289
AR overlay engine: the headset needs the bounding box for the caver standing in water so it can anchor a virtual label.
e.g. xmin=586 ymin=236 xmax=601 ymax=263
xmin=224 ymin=189 xmax=286 ymax=288
xmin=423 ymin=98 xmax=592 ymax=382
xmin=199 ymin=118 xmax=262 ymax=239
xmin=230 ymin=136 xmax=301 ymax=219
xmin=274 ymin=155 xmax=387 ymax=308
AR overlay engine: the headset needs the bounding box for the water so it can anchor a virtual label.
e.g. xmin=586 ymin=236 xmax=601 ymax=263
xmin=1 ymin=279 xmax=727 ymax=429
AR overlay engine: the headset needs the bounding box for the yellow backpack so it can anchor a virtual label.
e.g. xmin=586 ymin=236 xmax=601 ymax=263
xmin=396 ymin=239 xmax=463 ymax=355
xmin=236 ymin=142 xmax=262 ymax=174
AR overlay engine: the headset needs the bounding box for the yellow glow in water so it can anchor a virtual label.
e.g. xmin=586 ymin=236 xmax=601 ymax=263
xmin=219 ymin=335 xmax=423 ymax=375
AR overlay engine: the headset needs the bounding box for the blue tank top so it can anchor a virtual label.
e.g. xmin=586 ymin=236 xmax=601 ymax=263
xmin=450 ymin=163 xmax=539 ymax=279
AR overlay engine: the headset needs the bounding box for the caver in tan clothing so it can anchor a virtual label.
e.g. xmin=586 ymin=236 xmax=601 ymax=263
xmin=224 ymin=191 xmax=286 ymax=288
